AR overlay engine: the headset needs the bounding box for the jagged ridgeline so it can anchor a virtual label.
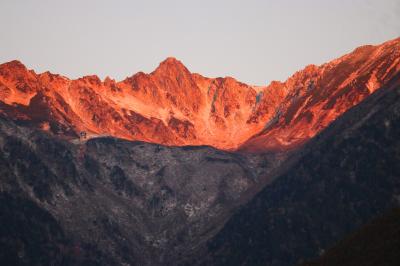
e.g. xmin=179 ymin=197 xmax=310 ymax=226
xmin=0 ymin=38 xmax=399 ymax=152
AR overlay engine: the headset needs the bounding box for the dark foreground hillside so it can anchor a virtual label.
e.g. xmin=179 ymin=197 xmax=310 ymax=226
xmin=301 ymin=208 xmax=400 ymax=266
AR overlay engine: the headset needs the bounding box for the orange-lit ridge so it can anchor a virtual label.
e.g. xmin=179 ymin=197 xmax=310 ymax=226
xmin=0 ymin=38 xmax=399 ymax=153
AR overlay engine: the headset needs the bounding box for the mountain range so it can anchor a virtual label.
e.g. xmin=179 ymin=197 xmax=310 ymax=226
xmin=1 ymin=38 xmax=399 ymax=152
xmin=0 ymin=37 xmax=399 ymax=266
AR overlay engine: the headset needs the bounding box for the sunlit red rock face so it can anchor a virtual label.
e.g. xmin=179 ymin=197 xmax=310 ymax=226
xmin=0 ymin=38 xmax=399 ymax=152
xmin=240 ymin=37 xmax=400 ymax=152
xmin=0 ymin=58 xmax=273 ymax=149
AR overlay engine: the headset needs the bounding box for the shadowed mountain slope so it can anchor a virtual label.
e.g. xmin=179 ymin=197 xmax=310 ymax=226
xmin=0 ymin=116 xmax=282 ymax=265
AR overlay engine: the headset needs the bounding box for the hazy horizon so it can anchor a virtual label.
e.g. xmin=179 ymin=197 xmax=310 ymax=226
xmin=1 ymin=0 xmax=399 ymax=85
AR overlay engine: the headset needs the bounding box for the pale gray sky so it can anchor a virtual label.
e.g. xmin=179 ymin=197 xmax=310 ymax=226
xmin=0 ymin=0 xmax=399 ymax=85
